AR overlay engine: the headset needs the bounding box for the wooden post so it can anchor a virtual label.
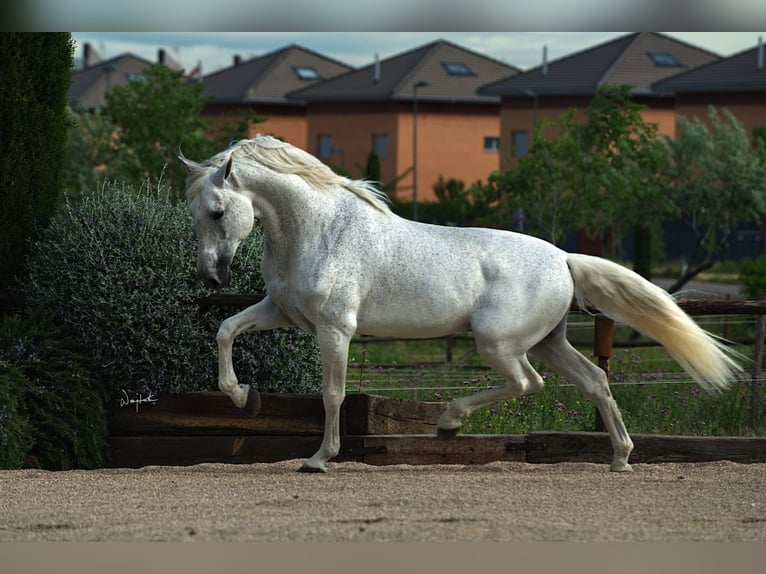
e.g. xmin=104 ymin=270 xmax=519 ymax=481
xmin=593 ymin=315 xmax=615 ymax=432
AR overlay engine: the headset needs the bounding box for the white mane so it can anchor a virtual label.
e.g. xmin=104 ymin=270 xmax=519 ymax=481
xmin=187 ymin=134 xmax=391 ymax=214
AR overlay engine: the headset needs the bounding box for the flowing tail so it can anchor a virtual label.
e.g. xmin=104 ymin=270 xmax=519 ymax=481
xmin=567 ymin=253 xmax=743 ymax=392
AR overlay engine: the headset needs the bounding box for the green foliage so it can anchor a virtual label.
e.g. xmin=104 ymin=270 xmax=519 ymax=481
xmin=0 ymin=359 xmax=34 ymax=469
xmin=63 ymin=106 xmax=119 ymax=199
xmin=104 ymin=65 xmax=219 ymax=199
xmin=22 ymin=180 xmax=322 ymax=405
xmin=0 ymin=313 xmax=108 ymax=470
xmin=363 ymin=150 xmax=382 ymax=185
xmin=0 ymin=33 xmax=74 ymax=290
xmin=479 ymin=85 xmax=672 ymax=247
xmin=740 ymin=255 xmax=766 ymax=300
xmin=662 ymin=107 xmax=766 ymax=291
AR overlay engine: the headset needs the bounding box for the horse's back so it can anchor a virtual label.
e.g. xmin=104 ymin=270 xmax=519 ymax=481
xmin=353 ymin=218 xmax=573 ymax=338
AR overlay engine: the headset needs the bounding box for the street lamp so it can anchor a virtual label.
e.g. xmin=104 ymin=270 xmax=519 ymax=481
xmin=412 ymin=80 xmax=429 ymax=222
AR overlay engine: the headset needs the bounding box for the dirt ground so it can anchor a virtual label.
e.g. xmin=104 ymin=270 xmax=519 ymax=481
xmin=1 ymin=459 xmax=765 ymax=542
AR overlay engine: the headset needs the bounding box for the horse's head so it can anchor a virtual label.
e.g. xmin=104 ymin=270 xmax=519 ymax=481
xmin=180 ymin=155 xmax=254 ymax=290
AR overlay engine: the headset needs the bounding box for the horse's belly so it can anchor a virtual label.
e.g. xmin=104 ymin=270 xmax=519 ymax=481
xmin=355 ymin=292 xmax=473 ymax=338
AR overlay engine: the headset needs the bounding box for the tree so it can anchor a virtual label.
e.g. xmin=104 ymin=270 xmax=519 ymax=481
xmin=104 ymin=64 xmax=254 ymax=199
xmin=63 ymin=106 xmax=118 ymax=200
xmin=662 ymin=107 xmax=766 ymax=292
xmin=363 ymin=150 xmax=382 ymax=186
xmin=480 ymin=85 xmax=672 ymax=265
xmin=0 ymin=33 xmax=74 ymax=290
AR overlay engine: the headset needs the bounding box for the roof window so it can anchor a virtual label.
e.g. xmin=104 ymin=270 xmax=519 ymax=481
xmin=648 ymin=52 xmax=684 ymax=67
xmin=294 ymin=66 xmax=321 ymax=80
xmin=442 ymin=61 xmax=474 ymax=76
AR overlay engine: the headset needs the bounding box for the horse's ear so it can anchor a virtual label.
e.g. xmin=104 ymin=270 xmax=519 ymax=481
xmin=178 ymin=154 xmax=199 ymax=173
xmin=211 ymin=157 xmax=233 ymax=187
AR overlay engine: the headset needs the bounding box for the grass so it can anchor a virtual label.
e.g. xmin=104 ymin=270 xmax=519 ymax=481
xmin=346 ymin=313 xmax=765 ymax=437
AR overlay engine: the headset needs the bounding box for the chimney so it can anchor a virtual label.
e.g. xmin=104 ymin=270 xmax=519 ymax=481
xmin=758 ymin=36 xmax=764 ymax=71
xmin=82 ymin=42 xmax=101 ymax=68
xmin=373 ymin=53 xmax=380 ymax=83
xmin=233 ymin=54 xmax=242 ymax=66
xmin=542 ymin=45 xmax=548 ymax=77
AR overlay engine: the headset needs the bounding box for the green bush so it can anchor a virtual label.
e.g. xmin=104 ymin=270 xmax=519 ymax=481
xmin=0 ymin=33 xmax=73 ymax=290
xmin=740 ymin=255 xmax=766 ymax=300
xmin=22 ymin=181 xmax=322 ymax=407
xmin=0 ymin=313 xmax=107 ymax=470
xmin=0 ymin=359 xmax=34 ymax=469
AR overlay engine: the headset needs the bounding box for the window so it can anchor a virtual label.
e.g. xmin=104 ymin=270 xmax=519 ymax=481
xmin=317 ymin=134 xmax=333 ymax=159
xmin=442 ymin=61 xmax=474 ymax=76
xmin=484 ymin=136 xmax=500 ymax=153
xmin=372 ymin=133 xmax=388 ymax=160
xmin=511 ymin=130 xmax=529 ymax=157
xmin=647 ymin=52 xmax=684 ymax=67
xmin=294 ymin=66 xmax=321 ymax=80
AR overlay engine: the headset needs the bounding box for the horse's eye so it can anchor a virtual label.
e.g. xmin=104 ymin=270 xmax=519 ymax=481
xmin=212 ymin=210 xmax=224 ymax=221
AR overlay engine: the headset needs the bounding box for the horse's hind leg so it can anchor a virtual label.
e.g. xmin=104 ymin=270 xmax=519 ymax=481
xmin=437 ymin=338 xmax=545 ymax=438
xmin=531 ymin=323 xmax=634 ymax=472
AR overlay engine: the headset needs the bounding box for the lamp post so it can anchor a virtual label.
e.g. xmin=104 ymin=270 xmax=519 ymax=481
xmin=412 ymin=80 xmax=429 ymax=222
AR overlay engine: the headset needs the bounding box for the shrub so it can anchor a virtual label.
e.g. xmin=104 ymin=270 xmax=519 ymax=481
xmin=0 ymin=359 xmax=34 ymax=469
xmin=0 ymin=33 xmax=73 ymax=290
xmin=0 ymin=313 xmax=107 ymax=470
xmin=740 ymin=255 xmax=766 ymax=300
xmin=22 ymin=181 xmax=322 ymax=407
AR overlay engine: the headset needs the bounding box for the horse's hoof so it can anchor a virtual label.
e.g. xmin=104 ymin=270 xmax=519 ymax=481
xmin=245 ymin=388 xmax=261 ymax=417
xmin=436 ymin=427 xmax=460 ymax=441
xmin=297 ymin=463 xmax=327 ymax=473
xmin=610 ymin=462 xmax=633 ymax=473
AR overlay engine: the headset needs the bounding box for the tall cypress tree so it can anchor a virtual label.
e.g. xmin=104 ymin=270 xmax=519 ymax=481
xmin=0 ymin=33 xmax=74 ymax=290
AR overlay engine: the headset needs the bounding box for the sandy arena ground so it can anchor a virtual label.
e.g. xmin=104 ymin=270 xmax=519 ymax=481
xmin=1 ymin=459 xmax=765 ymax=542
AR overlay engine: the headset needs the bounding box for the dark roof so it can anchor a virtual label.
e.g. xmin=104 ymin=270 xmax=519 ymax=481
xmin=68 ymin=53 xmax=155 ymax=110
xmin=479 ymin=32 xmax=720 ymax=98
xmin=202 ymin=44 xmax=353 ymax=105
xmin=652 ymin=42 xmax=766 ymax=94
xmin=288 ymin=39 xmax=520 ymax=104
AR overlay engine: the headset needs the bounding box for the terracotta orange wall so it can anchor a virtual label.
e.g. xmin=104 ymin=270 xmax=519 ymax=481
xmin=202 ymin=104 xmax=308 ymax=149
xmin=306 ymin=102 xmax=501 ymax=202
xmin=674 ymin=93 xmax=766 ymax=139
xmin=396 ymin=103 xmax=501 ymax=202
xmin=306 ymin=103 xmax=400 ymax=183
xmin=499 ymin=96 xmax=677 ymax=170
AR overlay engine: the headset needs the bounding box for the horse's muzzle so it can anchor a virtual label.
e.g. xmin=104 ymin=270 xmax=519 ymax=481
xmin=198 ymin=260 xmax=232 ymax=290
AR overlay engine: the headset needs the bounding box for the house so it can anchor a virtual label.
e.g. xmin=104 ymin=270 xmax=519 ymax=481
xmin=652 ymin=37 xmax=766 ymax=139
xmin=479 ymin=32 xmax=721 ymax=172
xmin=288 ymin=39 xmax=520 ymax=204
xmin=200 ymin=45 xmax=353 ymax=150
xmin=69 ymin=43 xmax=184 ymax=111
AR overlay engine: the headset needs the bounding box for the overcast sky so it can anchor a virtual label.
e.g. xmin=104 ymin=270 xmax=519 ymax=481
xmin=70 ymin=32 xmax=766 ymax=76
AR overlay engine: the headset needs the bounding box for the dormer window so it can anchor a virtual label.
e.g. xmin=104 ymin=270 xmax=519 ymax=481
xmin=648 ymin=52 xmax=684 ymax=67
xmin=294 ymin=66 xmax=321 ymax=80
xmin=442 ymin=61 xmax=474 ymax=76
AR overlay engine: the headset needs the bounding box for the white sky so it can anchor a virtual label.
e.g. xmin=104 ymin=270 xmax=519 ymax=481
xmin=69 ymin=32 xmax=765 ymax=76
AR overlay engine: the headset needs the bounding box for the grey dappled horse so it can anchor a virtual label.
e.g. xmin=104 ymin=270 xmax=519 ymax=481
xmin=181 ymin=134 xmax=742 ymax=473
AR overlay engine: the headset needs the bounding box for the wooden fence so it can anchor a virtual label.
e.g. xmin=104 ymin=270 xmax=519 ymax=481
xmin=197 ymin=293 xmax=766 ymax=433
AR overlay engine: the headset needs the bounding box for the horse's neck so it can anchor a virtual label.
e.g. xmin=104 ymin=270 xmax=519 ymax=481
xmin=250 ymin=179 xmax=339 ymax=259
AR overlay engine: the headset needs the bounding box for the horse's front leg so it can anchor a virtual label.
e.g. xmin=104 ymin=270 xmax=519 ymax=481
xmin=299 ymin=323 xmax=353 ymax=473
xmin=216 ymin=296 xmax=293 ymax=412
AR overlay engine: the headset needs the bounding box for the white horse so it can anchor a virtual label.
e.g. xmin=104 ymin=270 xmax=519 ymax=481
xmin=181 ymin=134 xmax=742 ymax=473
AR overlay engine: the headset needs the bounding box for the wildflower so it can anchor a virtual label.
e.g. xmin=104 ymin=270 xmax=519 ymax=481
xmin=555 ymin=401 xmax=566 ymax=411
